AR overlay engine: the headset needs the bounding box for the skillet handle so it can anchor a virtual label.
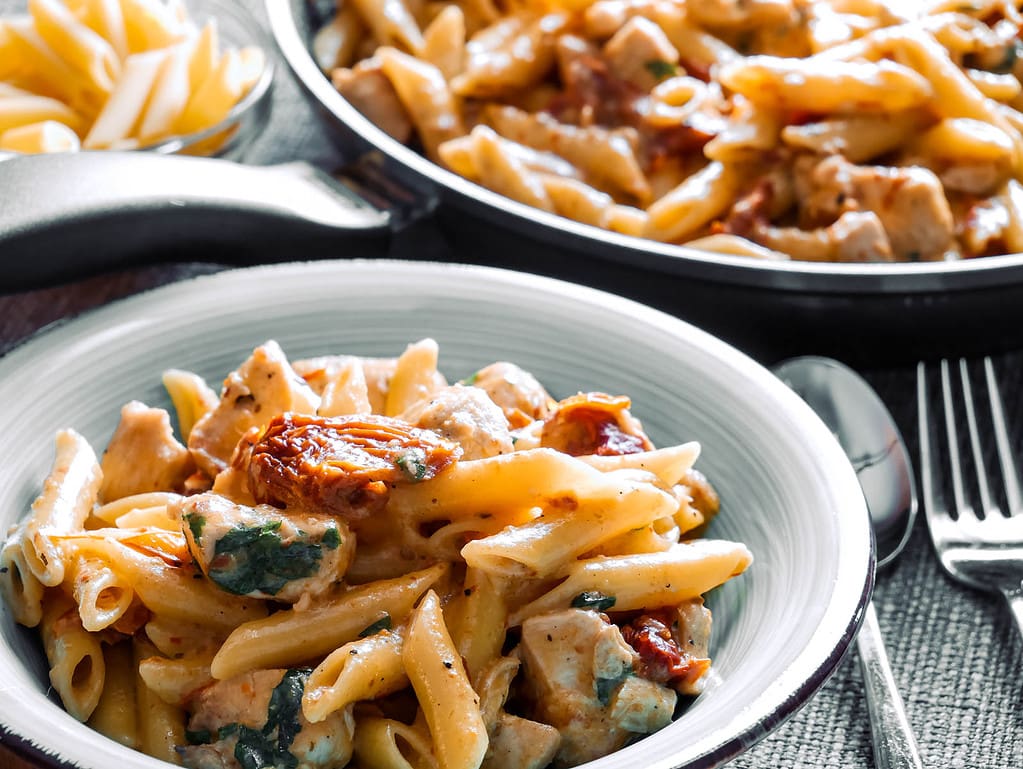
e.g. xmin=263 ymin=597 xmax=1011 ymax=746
xmin=0 ymin=152 xmax=393 ymax=293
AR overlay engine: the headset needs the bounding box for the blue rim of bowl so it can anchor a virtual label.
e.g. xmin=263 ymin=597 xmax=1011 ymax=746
xmin=0 ymin=260 xmax=875 ymax=769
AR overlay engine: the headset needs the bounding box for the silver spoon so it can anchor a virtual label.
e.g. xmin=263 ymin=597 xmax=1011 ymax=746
xmin=773 ymin=356 xmax=923 ymax=769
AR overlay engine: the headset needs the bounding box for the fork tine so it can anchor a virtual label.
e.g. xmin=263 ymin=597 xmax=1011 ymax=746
xmin=983 ymin=356 xmax=1022 ymax=516
xmin=917 ymin=361 xmax=947 ymax=523
xmin=941 ymin=359 xmax=973 ymax=519
xmin=957 ymin=358 xmax=995 ymax=518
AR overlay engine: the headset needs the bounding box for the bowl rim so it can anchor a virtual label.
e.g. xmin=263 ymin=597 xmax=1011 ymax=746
xmin=0 ymin=259 xmax=874 ymax=769
xmin=266 ymin=0 xmax=1023 ymax=296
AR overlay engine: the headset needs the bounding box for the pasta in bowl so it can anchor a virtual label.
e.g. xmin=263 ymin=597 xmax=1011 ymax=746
xmin=0 ymin=261 xmax=871 ymax=769
xmin=305 ymin=0 xmax=1023 ymax=263
xmin=3 ymin=336 xmax=751 ymax=769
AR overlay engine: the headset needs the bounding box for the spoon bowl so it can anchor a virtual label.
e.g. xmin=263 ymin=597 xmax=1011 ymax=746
xmin=773 ymin=356 xmax=917 ymax=568
xmin=773 ymin=356 xmax=921 ymax=769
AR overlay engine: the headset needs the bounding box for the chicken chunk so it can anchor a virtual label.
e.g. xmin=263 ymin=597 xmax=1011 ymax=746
xmin=178 ymin=492 xmax=354 ymax=603
xmin=188 ymin=342 xmax=320 ymax=479
xmin=602 ymin=16 xmax=679 ymax=91
xmin=517 ymin=608 xmax=675 ymax=766
xmin=100 ymin=401 xmax=194 ymax=501
xmin=755 ymin=210 xmax=895 ymax=262
xmin=332 ymin=58 xmax=413 ymax=143
xmin=179 ymin=668 xmax=355 ymax=769
xmin=401 ymin=384 xmax=514 ymax=460
xmin=469 ymin=361 xmax=553 ymax=428
xmin=797 ymin=155 xmax=954 ymax=260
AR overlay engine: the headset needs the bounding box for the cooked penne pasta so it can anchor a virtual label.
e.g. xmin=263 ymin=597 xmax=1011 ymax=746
xmin=317 ymin=0 xmax=1023 ymax=262
xmin=1 ymin=339 xmax=750 ymax=769
xmin=23 ymin=428 xmax=102 ymax=587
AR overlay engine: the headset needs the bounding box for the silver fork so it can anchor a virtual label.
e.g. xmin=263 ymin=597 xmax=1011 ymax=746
xmin=916 ymin=357 xmax=1023 ymax=641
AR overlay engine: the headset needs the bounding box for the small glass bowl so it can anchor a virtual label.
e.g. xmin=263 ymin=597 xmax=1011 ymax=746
xmin=138 ymin=0 xmax=275 ymax=160
xmin=0 ymin=0 xmax=274 ymax=161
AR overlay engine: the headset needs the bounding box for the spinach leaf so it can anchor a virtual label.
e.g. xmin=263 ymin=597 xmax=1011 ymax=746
xmin=595 ymin=668 xmax=632 ymax=706
xmin=571 ymin=591 xmax=616 ymax=612
xmin=358 ymin=614 xmax=392 ymax=637
xmin=184 ymin=513 xmax=205 ymax=542
xmin=227 ymin=668 xmax=311 ymax=769
xmin=209 ymin=522 xmax=325 ymax=596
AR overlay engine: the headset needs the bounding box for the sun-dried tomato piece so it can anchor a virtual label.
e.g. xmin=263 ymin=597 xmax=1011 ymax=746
xmin=246 ymin=413 xmax=461 ymax=526
xmin=621 ymin=612 xmax=709 ymax=689
xmin=540 ymin=392 xmax=653 ymax=456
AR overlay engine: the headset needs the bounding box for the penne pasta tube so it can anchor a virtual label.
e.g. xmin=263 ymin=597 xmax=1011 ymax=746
xmin=29 ymin=0 xmax=120 ymax=94
xmin=210 ymin=563 xmax=447 ymax=680
xmin=461 ymin=478 xmax=677 ymax=577
xmin=137 ymin=38 xmax=195 ymax=142
xmin=403 ymin=590 xmax=489 ymax=769
xmin=509 ymin=539 xmax=753 ymax=625
xmin=70 ymin=554 xmax=135 ymax=632
xmin=82 ymin=0 xmax=128 ymax=60
xmin=84 ymin=48 xmax=169 ymax=149
xmin=577 ymin=443 xmax=700 ymax=486
xmin=59 ymin=534 xmax=267 ymax=633
xmin=0 ymin=92 xmax=84 ymax=135
xmin=353 ymin=717 xmax=438 ymax=769
xmin=87 ymin=640 xmax=137 ymax=748
xmin=132 ymin=637 xmax=187 ymax=763
xmin=644 ymin=161 xmax=741 ymax=243
xmin=303 ymin=628 xmax=407 ymax=723
xmin=446 ymin=567 xmax=506 ymax=682
xmin=349 ymin=0 xmax=424 ymax=53
xmin=389 ymin=448 xmax=608 ymax=521
xmin=0 ymin=119 xmax=81 ymax=152
xmin=121 ymin=0 xmax=184 ymax=53
xmin=377 ymin=46 xmax=465 ymax=161
xmin=0 ymin=524 xmax=45 ymax=627
xmin=41 ymin=592 xmax=106 ymax=721
xmin=385 ymin=338 xmax=443 ymax=416
xmin=92 ymin=491 xmax=183 ymax=526
xmin=23 ymin=428 xmax=102 ymax=587
xmin=137 ymin=649 xmax=216 ymax=706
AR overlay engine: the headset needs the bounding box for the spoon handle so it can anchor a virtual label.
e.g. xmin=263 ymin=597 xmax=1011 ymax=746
xmin=857 ymin=601 xmax=924 ymax=769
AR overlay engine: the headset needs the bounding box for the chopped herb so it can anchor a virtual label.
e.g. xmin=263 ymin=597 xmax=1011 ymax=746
xmin=644 ymin=59 xmax=678 ymax=80
xmin=185 ymin=728 xmax=212 ymax=745
xmin=395 ymin=448 xmax=429 ymax=482
xmin=571 ymin=591 xmax=616 ymax=612
xmin=359 ymin=614 xmax=392 ymax=637
xmin=266 ymin=669 xmax=308 ymax=752
xmin=459 ymin=371 xmax=480 ymax=385
xmin=185 ymin=513 xmax=206 ymax=542
xmin=595 ymin=668 xmax=632 ymax=706
xmin=209 ymin=522 xmax=324 ymax=596
xmin=991 ymin=42 xmax=1021 ymax=73
xmin=321 ymin=525 xmax=341 ymax=550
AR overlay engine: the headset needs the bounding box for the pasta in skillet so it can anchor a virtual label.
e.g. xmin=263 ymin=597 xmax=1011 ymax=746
xmin=315 ymin=0 xmax=1023 ymax=262
xmin=0 ymin=338 xmax=752 ymax=769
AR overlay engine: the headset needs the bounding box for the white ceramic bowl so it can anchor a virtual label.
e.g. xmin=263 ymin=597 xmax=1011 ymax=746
xmin=0 ymin=261 xmax=872 ymax=769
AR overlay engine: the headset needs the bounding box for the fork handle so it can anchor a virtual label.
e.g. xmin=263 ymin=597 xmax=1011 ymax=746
xmin=857 ymin=601 xmax=925 ymax=769
xmin=999 ymin=582 xmax=1023 ymax=643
